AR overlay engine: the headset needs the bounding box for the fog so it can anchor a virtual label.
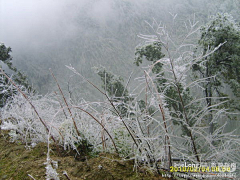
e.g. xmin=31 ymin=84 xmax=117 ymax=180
xmin=0 ymin=0 xmax=239 ymax=94
xmin=0 ymin=0 xmax=142 ymax=50
xmin=1 ymin=0 xmax=85 ymax=50
xmin=0 ymin=0 xmax=150 ymax=93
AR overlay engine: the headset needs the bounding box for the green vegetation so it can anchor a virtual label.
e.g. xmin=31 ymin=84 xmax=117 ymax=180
xmin=193 ymin=13 xmax=240 ymax=133
xmin=0 ymin=43 xmax=32 ymax=107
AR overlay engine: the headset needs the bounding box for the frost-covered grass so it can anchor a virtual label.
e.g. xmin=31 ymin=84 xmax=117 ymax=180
xmin=0 ymin=90 xmax=129 ymax=154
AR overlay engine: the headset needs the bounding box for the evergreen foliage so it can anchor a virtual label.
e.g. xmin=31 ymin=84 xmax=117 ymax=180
xmin=193 ymin=13 xmax=240 ymax=132
xmin=96 ymin=67 xmax=131 ymax=117
xmin=135 ymin=42 xmax=165 ymax=74
xmin=0 ymin=44 xmax=16 ymax=71
xmin=0 ymin=43 xmax=32 ymax=107
xmin=134 ymin=42 xmax=196 ymax=136
xmin=196 ymin=13 xmax=240 ymax=97
xmin=96 ymin=67 xmax=129 ymax=98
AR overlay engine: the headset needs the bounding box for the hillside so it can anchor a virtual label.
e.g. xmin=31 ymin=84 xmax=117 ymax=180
xmin=0 ymin=129 xmax=169 ymax=180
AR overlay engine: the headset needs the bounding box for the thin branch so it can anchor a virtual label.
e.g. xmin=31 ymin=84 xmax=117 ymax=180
xmin=0 ymin=68 xmax=56 ymax=142
xmin=66 ymin=65 xmax=139 ymax=148
xmin=49 ymin=68 xmax=81 ymax=137
xmin=72 ymin=106 xmax=118 ymax=153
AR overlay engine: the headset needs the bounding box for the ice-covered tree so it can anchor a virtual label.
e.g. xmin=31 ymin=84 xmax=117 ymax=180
xmin=132 ymin=14 xmax=240 ymax=174
xmin=193 ymin=13 xmax=240 ymax=133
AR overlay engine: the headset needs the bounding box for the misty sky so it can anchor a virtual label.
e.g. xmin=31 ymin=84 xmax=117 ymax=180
xmin=0 ymin=0 xmax=143 ymax=62
xmin=1 ymin=0 xmax=79 ymax=49
xmin=1 ymin=0 xmax=239 ymax=54
xmin=0 ymin=0 xmax=144 ymax=92
xmin=1 ymin=0 xmax=239 ymax=94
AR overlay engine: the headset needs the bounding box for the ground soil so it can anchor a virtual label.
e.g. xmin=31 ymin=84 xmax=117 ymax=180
xmin=0 ymin=130 xmax=171 ymax=180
